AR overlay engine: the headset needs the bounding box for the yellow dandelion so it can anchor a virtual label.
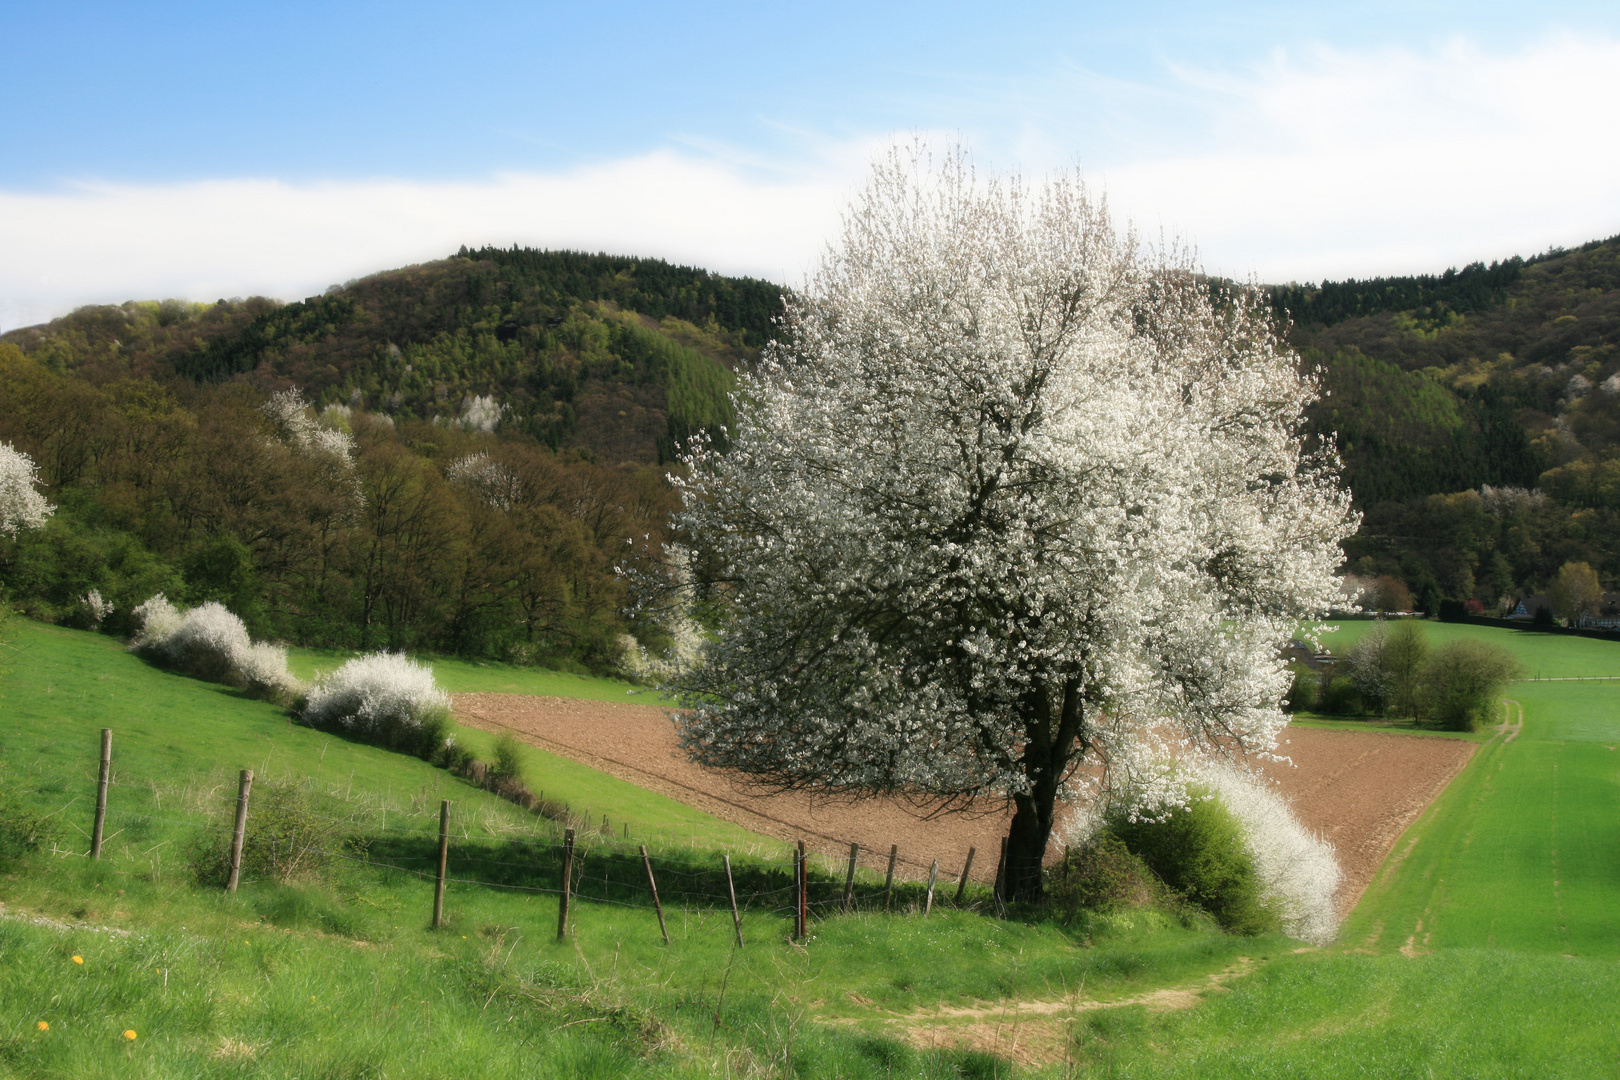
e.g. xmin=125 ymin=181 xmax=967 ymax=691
xmin=123 ymin=1029 xmax=137 ymax=1040
xmin=72 ymin=956 xmax=84 ymax=965
xmin=37 ymin=1021 xmax=49 ymax=1031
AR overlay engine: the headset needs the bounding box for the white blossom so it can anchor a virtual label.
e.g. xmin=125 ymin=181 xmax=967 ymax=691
xmin=263 ymin=388 xmax=356 ymax=463
xmin=302 ymin=652 xmax=450 ymax=736
xmin=0 ymin=442 xmax=54 ymax=536
xmin=1081 ymin=761 xmax=1343 ymax=945
xmin=129 ymin=594 xmax=301 ymax=700
xmin=457 ymin=394 xmax=505 ymax=433
xmin=445 ymin=452 xmax=522 ymax=510
xmin=1602 ymin=372 xmax=1620 ymax=395
xmin=78 ymin=589 xmax=114 ymax=629
xmin=668 ymin=145 xmax=1358 ymax=897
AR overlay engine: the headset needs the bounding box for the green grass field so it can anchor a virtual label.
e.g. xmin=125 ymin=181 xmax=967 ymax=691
xmin=1306 ymin=618 xmax=1620 ymax=679
xmin=6 ymin=618 xmax=1620 ymax=1076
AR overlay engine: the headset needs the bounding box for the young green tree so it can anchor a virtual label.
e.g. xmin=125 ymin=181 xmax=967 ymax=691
xmin=1549 ymin=561 xmax=1604 ymax=627
xmin=1421 ymin=638 xmax=1523 ymax=731
xmin=1384 ymin=620 xmax=1430 ymax=718
xmin=669 ymin=147 xmax=1357 ymax=901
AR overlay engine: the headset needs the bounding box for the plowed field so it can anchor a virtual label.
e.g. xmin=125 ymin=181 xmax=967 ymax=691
xmin=452 ymin=693 xmax=1474 ymax=910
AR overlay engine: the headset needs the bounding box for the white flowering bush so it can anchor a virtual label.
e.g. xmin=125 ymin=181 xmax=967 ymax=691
xmin=76 ymin=589 xmax=114 ymax=630
xmin=0 ymin=442 xmax=54 ymax=537
xmin=301 ymin=652 xmax=451 ymax=759
xmin=129 ymin=594 xmax=301 ymax=702
xmin=1200 ymin=765 xmax=1343 ymax=946
xmin=1078 ymin=760 xmax=1343 ymax=945
xmin=458 ymin=394 xmax=505 ymax=432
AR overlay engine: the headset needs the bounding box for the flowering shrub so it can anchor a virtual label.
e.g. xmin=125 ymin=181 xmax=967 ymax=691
xmin=129 ymin=595 xmax=301 ymax=702
xmin=457 ymin=394 xmax=505 ymax=432
xmin=301 ymin=652 xmax=451 ymax=759
xmin=0 ymin=442 xmax=54 ymax=537
xmin=1092 ymin=761 xmax=1343 ymax=945
xmin=1200 ymin=765 xmax=1343 ymax=946
xmin=75 ymin=589 xmax=114 ymax=630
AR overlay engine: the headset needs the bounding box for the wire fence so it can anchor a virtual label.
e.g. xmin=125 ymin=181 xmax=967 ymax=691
xmin=24 ymin=729 xmax=1009 ymax=944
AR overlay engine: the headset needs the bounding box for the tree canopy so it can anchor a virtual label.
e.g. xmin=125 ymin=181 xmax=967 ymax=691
xmin=670 ymin=148 xmax=1358 ymax=901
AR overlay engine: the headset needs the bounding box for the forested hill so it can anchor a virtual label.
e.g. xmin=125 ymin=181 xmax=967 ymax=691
xmin=1 ymin=248 xmax=785 ymax=465
xmin=1271 ymin=235 xmax=1620 ymax=613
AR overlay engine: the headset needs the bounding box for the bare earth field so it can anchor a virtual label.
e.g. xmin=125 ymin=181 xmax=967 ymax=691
xmin=452 ymin=693 xmax=1474 ymax=907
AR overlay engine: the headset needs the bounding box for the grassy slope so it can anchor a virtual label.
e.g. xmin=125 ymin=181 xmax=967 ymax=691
xmin=1076 ymin=649 xmax=1620 ymax=1077
xmin=1 ymin=622 xmax=1270 ymax=1078
xmin=4 ymin=623 xmax=762 ymax=855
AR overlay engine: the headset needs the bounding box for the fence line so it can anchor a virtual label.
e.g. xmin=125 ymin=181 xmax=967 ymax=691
xmin=24 ymin=727 xmax=1007 ymax=948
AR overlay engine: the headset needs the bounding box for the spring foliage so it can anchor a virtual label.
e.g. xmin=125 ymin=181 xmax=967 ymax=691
xmin=670 ymin=145 xmax=1358 ymax=898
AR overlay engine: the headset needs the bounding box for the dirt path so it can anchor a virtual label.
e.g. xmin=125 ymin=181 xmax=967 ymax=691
xmin=829 ymin=957 xmax=1257 ymax=1068
xmin=451 ymin=694 xmax=1475 ymax=906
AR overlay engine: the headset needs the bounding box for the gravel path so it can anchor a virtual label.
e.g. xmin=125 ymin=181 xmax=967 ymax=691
xmin=452 ymin=693 xmax=1474 ymax=906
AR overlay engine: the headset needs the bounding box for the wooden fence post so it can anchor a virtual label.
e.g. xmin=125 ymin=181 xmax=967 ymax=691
xmin=993 ymin=837 xmax=1007 ymax=904
xmin=924 ymin=859 xmax=939 ymax=916
xmin=724 ymin=854 xmax=744 ymax=948
xmin=432 ymin=800 xmax=450 ymax=929
xmin=883 ymin=844 xmax=898 ymax=911
xmin=641 ymin=845 xmax=669 ymax=945
xmin=225 ymin=769 xmax=254 ymax=893
xmin=795 ymin=840 xmax=808 ymax=940
xmin=953 ymin=846 xmax=976 ymax=905
xmin=91 ymin=729 xmax=112 ymax=859
xmin=842 ymin=843 xmax=859 ymax=913
xmin=557 ymin=828 xmax=575 ymax=941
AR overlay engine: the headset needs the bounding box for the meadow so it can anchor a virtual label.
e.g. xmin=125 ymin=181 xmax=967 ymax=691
xmin=3 ymin=619 xmax=1620 ymax=1076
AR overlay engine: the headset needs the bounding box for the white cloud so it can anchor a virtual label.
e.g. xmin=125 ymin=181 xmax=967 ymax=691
xmin=0 ymin=151 xmax=855 ymax=331
xmin=3 ymin=34 xmax=1618 ymax=331
xmin=1095 ymin=33 xmax=1620 ymax=282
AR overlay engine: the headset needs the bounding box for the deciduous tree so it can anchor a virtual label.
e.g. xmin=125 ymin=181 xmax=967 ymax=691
xmin=670 ymin=147 xmax=1358 ymax=901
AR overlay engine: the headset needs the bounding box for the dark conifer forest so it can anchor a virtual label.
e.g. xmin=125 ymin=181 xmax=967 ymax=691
xmin=1 ymin=238 xmax=1616 ymax=672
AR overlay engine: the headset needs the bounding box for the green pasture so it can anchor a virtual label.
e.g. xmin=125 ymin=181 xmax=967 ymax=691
xmin=1 ymin=622 xmax=760 ymax=853
xmin=6 ymin=617 xmax=1620 ymax=1075
xmin=1 ymin=621 xmax=1278 ymax=1078
xmin=1305 ymin=618 xmax=1620 ymax=679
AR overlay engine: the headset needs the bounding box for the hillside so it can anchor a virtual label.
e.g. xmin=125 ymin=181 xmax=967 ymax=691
xmin=2 ymin=238 xmax=1617 ymax=668
xmin=1 ymin=248 xmax=785 ymax=466
xmin=1269 ymin=237 xmax=1620 ymax=611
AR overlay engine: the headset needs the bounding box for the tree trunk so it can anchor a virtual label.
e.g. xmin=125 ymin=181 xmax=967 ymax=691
xmin=1002 ymin=678 xmax=1083 ymax=903
xmin=1003 ymin=791 xmax=1056 ymax=903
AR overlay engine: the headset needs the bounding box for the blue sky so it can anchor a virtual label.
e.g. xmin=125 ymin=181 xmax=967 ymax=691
xmin=4 ymin=1 xmax=1619 ymax=329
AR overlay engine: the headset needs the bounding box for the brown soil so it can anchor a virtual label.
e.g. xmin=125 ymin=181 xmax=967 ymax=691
xmin=1256 ymin=727 xmax=1475 ymax=914
xmin=451 ymin=694 xmax=1474 ymax=906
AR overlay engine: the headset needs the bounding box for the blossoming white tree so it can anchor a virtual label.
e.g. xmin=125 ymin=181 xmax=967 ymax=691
xmin=0 ymin=442 xmax=54 ymax=537
xmin=670 ymin=147 xmax=1359 ymax=900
